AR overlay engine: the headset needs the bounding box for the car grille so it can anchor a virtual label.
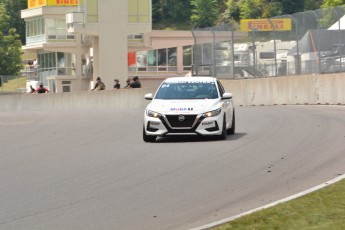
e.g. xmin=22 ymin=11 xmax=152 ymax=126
xmin=165 ymin=115 xmax=198 ymax=128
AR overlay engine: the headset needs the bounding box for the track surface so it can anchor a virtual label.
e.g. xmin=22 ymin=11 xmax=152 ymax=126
xmin=0 ymin=106 xmax=345 ymax=230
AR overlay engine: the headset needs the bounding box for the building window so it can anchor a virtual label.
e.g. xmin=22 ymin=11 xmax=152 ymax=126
xmin=157 ymin=49 xmax=167 ymax=66
xmin=38 ymin=52 xmax=76 ymax=77
xmin=168 ymin=48 xmax=177 ymax=66
xmin=128 ymin=0 xmax=150 ymax=23
xmin=183 ymin=46 xmax=193 ymax=67
xmin=46 ymin=18 xmax=74 ymax=40
xmin=86 ymin=0 xmax=98 ymax=23
xmin=136 ymin=51 xmax=148 ymax=67
xmin=129 ymin=47 xmax=179 ymax=73
xmin=128 ymin=34 xmax=143 ymax=41
xmin=26 ymin=17 xmax=45 ymax=44
xmin=148 ymin=50 xmax=157 ymax=66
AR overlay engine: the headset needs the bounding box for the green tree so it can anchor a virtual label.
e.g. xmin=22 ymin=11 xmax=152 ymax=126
xmin=0 ymin=2 xmax=9 ymax=30
xmin=280 ymin=0 xmax=304 ymax=15
xmin=191 ymin=0 xmax=219 ymax=27
xmin=322 ymin=0 xmax=345 ymax=7
xmin=221 ymin=0 xmax=241 ymax=23
xmin=319 ymin=3 xmax=345 ymax=29
xmin=305 ymin=0 xmax=323 ymax=10
xmin=152 ymin=0 xmax=162 ymax=23
xmin=239 ymin=0 xmax=261 ymax=19
xmin=264 ymin=2 xmax=282 ymax=18
xmin=2 ymin=0 xmax=27 ymax=44
xmin=167 ymin=0 xmax=191 ymax=23
xmin=0 ymin=3 xmax=23 ymax=75
xmin=153 ymin=0 xmax=191 ymax=26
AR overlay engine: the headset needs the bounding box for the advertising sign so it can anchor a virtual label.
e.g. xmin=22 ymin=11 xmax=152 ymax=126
xmin=240 ymin=18 xmax=292 ymax=32
xmin=28 ymin=0 xmax=79 ymax=9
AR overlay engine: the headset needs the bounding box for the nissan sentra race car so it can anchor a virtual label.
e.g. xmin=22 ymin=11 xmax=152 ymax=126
xmin=143 ymin=76 xmax=235 ymax=142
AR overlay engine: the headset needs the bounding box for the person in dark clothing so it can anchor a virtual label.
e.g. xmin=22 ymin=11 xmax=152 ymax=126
xmin=113 ymin=79 xmax=120 ymax=89
xmin=129 ymin=76 xmax=141 ymax=88
xmin=91 ymin=77 xmax=105 ymax=91
xmin=124 ymin=79 xmax=131 ymax=89
xmin=27 ymin=85 xmax=35 ymax=93
xmin=35 ymin=83 xmax=49 ymax=94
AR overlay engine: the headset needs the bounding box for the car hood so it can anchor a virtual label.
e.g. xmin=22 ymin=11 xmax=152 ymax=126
xmin=147 ymin=99 xmax=221 ymax=114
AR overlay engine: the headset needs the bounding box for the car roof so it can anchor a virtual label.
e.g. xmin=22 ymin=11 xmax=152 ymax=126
xmin=163 ymin=76 xmax=217 ymax=83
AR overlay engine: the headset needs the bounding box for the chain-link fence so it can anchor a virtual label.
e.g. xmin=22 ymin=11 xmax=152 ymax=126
xmin=192 ymin=5 xmax=345 ymax=78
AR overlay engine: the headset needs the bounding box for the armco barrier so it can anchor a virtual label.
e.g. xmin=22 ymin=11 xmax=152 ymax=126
xmin=0 ymin=74 xmax=344 ymax=111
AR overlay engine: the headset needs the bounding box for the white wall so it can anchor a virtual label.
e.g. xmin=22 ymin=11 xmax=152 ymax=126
xmin=97 ymin=1 xmax=128 ymax=89
xmin=1 ymin=74 xmax=345 ymax=111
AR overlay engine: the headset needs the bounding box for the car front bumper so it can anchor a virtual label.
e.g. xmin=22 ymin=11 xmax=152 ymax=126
xmin=144 ymin=113 xmax=224 ymax=136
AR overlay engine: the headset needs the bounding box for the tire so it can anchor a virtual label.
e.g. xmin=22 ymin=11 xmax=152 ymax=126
xmin=219 ymin=115 xmax=227 ymax=140
xmin=227 ymin=111 xmax=235 ymax=135
xmin=143 ymin=126 xmax=156 ymax=142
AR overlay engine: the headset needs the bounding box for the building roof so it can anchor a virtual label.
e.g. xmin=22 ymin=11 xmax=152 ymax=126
xmin=289 ymin=29 xmax=345 ymax=55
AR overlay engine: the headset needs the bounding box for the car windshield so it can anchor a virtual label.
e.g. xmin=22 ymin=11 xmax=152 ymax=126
xmin=155 ymin=81 xmax=219 ymax=100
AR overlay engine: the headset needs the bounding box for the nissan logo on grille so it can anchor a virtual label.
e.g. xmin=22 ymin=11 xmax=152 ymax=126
xmin=178 ymin=115 xmax=185 ymax=122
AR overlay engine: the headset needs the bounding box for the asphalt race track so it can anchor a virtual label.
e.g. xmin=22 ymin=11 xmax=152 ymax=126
xmin=0 ymin=106 xmax=345 ymax=230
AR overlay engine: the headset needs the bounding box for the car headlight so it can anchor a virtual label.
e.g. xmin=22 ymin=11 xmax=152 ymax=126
xmin=202 ymin=108 xmax=222 ymax=117
xmin=146 ymin=110 xmax=162 ymax=118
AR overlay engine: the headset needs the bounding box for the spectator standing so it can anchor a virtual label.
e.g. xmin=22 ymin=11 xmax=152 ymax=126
xmin=35 ymin=83 xmax=49 ymax=94
xmin=32 ymin=58 xmax=38 ymax=66
xmin=91 ymin=77 xmax=105 ymax=91
xmin=124 ymin=79 xmax=131 ymax=89
xmin=27 ymin=85 xmax=35 ymax=93
xmin=130 ymin=76 xmax=141 ymax=88
xmin=113 ymin=79 xmax=120 ymax=89
xmin=28 ymin=60 xmax=34 ymax=69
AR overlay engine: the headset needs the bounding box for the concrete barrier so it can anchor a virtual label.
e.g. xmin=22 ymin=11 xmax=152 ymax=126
xmin=0 ymin=73 xmax=344 ymax=111
xmin=221 ymin=73 xmax=345 ymax=106
xmin=0 ymin=89 xmax=153 ymax=111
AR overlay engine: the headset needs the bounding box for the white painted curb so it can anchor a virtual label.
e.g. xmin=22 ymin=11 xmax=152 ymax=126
xmin=191 ymin=174 xmax=345 ymax=230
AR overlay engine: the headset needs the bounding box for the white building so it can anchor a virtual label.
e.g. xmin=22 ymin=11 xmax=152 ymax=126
xmin=22 ymin=0 xmax=152 ymax=92
xmin=22 ymin=1 xmax=248 ymax=92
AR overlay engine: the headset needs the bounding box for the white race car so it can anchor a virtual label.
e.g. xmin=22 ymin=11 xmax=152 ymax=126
xmin=143 ymin=76 xmax=235 ymax=142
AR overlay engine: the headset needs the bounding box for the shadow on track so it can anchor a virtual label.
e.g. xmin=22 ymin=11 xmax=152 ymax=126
xmin=152 ymin=132 xmax=247 ymax=143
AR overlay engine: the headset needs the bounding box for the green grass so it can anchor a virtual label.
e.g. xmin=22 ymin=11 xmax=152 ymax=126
xmin=153 ymin=21 xmax=192 ymax=30
xmin=212 ymin=179 xmax=345 ymax=230
xmin=1 ymin=77 xmax=26 ymax=92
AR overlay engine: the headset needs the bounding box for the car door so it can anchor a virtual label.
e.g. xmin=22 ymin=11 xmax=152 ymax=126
xmin=217 ymin=80 xmax=233 ymax=128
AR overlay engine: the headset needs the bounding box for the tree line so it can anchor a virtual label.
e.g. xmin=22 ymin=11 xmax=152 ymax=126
xmin=0 ymin=0 xmax=26 ymax=75
xmin=153 ymin=0 xmax=343 ymax=28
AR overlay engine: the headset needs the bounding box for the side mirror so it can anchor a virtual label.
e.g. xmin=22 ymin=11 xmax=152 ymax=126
xmin=222 ymin=92 xmax=233 ymax=99
xmin=144 ymin=93 xmax=153 ymax=100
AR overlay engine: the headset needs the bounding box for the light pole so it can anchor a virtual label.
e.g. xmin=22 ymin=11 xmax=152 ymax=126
xmin=310 ymin=10 xmax=321 ymax=73
xmin=252 ymin=27 xmax=259 ymax=71
xmin=289 ymin=15 xmax=300 ymax=75
xmin=268 ymin=19 xmax=277 ymax=76
xmin=231 ymin=30 xmax=235 ymax=78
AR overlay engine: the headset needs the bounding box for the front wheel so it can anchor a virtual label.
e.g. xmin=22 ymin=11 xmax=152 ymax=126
xmin=227 ymin=111 xmax=235 ymax=135
xmin=218 ymin=116 xmax=227 ymax=140
xmin=143 ymin=126 xmax=156 ymax=142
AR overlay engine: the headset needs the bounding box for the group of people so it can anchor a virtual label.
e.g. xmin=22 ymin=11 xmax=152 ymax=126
xmin=92 ymin=76 xmax=141 ymax=91
xmin=27 ymin=83 xmax=49 ymax=94
xmin=27 ymin=76 xmax=141 ymax=93
xmin=122 ymin=76 xmax=141 ymax=89
xmin=27 ymin=59 xmax=38 ymax=69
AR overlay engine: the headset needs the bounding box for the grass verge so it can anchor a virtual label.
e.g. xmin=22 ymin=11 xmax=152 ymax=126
xmin=1 ymin=77 xmax=26 ymax=92
xmin=212 ymin=179 xmax=345 ymax=230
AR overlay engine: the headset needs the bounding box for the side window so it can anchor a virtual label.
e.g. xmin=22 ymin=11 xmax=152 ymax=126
xmin=217 ymin=81 xmax=225 ymax=97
